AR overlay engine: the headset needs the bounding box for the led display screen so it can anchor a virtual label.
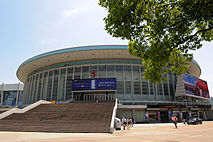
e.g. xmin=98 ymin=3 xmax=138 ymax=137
xmin=72 ymin=78 xmax=116 ymax=91
xmin=183 ymin=74 xmax=210 ymax=98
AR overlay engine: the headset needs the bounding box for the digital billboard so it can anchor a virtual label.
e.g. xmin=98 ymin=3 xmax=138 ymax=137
xmin=183 ymin=74 xmax=210 ymax=98
xmin=72 ymin=78 xmax=116 ymax=91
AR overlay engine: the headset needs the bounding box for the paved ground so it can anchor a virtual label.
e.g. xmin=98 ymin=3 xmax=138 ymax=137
xmin=0 ymin=121 xmax=213 ymax=142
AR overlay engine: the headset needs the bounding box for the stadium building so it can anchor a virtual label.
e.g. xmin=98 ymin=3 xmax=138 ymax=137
xmin=17 ymin=45 xmax=212 ymax=123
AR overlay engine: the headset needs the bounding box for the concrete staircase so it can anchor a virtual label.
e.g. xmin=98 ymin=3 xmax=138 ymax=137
xmin=0 ymin=100 xmax=51 ymax=120
xmin=0 ymin=101 xmax=116 ymax=133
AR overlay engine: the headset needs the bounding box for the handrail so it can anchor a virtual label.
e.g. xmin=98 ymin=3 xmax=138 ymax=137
xmin=0 ymin=100 xmax=51 ymax=120
xmin=110 ymin=99 xmax=117 ymax=133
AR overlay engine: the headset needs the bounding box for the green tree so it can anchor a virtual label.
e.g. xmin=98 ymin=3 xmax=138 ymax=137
xmin=99 ymin=0 xmax=213 ymax=83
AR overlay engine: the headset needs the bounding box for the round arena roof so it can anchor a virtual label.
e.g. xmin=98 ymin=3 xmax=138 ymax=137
xmin=17 ymin=45 xmax=201 ymax=83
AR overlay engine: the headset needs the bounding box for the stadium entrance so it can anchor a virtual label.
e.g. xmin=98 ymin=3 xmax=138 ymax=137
xmin=71 ymin=78 xmax=116 ymax=101
xmin=72 ymin=91 xmax=115 ymax=101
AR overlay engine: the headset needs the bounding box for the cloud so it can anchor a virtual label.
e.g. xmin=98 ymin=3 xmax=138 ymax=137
xmin=61 ymin=7 xmax=89 ymax=20
xmin=60 ymin=0 xmax=99 ymax=22
xmin=39 ymin=39 xmax=56 ymax=45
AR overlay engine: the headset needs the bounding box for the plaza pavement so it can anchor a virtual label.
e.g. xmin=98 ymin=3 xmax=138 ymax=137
xmin=0 ymin=121 xmax=213 ymax=142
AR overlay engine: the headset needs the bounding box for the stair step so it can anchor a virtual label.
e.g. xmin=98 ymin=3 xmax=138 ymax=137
xmin=0 ymin=101 xmax=115 ymax=133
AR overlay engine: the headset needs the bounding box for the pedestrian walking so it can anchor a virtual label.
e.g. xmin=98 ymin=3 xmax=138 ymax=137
xmin=172 ymin=116 xmax=178 ymax=128
xmin=121 ymin=117 xmax=127 ymax=130
xmin=127 ymin=119 xmax=131 ymax=130
xmin=183 ymin=119 xmax=186 ymax=124
xmin=131 ymin=118 xmax=135 ymax=127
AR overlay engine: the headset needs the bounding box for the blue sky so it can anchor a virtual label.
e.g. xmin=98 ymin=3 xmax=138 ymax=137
xmin=0 ymin=0 xmax=212 ymax=97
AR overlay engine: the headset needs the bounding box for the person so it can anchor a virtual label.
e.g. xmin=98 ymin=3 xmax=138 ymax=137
xmin=121 ymin=117 xmax=127 ymax=130
xmin=172 ymin=116 xmax=178 ymax=128
xmin=183 ymin=119 xmax=186 ymax=124
xmin=145 ymin=111 xmax=149 ymax=122
xmin=131 ymin=118 xmax=134 ymax=127
xmin=127 ymin=119 xmax=131 ymax=130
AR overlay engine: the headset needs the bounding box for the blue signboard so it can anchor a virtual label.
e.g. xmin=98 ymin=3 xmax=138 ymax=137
xmin=72 ymin=78 xmax=116 ymax=91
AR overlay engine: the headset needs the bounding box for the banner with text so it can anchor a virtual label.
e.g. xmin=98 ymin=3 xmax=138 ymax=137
xmin=72 ymin=78 xmax=116 ymax=91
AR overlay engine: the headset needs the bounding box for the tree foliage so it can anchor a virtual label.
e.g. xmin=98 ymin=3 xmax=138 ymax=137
xmin=99 ymin=0 xmax=213 ymax=83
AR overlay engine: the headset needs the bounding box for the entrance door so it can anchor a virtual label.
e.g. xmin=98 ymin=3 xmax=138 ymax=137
xmin=73 ymin=93 xmax=84 ymax=101
xmin=160 ymin=111 xmax=169 ymax=122
xmin=84 ymin=93 xmax=95 ymax=101
xmin=107 ymin=92 xmax=115 ymax=100
xmin=73 ymin=91 xmax=115 ymax=101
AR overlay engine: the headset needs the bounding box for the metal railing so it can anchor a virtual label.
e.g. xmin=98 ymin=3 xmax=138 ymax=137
xmin=110 ymin=99 xmax=118 ymax=133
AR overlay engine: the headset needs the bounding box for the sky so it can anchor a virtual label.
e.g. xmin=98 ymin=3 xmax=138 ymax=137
xmin=0 ymin=0 xmax=212 ymax=97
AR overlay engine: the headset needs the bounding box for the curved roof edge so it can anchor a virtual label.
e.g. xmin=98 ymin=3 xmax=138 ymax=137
xmin=191 ymin=59 xmax=201 ymax=76
xmin=18 ymin=45 xmax=128 ymax=70
xmin=17 ymin=44 xmax=202 ymax=82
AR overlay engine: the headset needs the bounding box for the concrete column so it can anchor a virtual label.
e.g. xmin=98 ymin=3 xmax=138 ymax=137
xmin=148 ymin=80 xmax=150 ymax=100
xmin=139 ymin=66 xmax=143 ymax=100
xmin=197 ymin=111 xmax=200 ymax=118
xmin=155 ymin=84 xmax=158 ymax=101
xmin=40 ymin=72 xmax=44 ymax=100
xmin=131 ymin=64 xmax=134 ymax=101
xmin=35 ymin=74 xmax=39 ymax=101
xmin=26 ymin=78 xmax=31 ymax=104
xmin=161 ymin=82 xmax=165 ymax=100
xmin=57 ymin=69 xmax=61 ymax=101
xmin=50 ymin=72 xmax=55 ymax=101
xmin=167 ymin=74 xmax=171 ymax=100
xmin=64 ymin=67 xmax=68 ymax=101
xmin=30 ymin=76 xmax=35 ymax=104
xmin=132 ymin=109 xmax=135 ymax=120
xmin=15 ymin=82 xmax=20 ymax=106
xmin=1 ymin=82 xmax=4 ymax=106
xmin=22 ymin=78 xmax=29 ymax=104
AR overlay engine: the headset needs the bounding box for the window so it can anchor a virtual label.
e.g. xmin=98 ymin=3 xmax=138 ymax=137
xmin=98 ymin=65 xmax=106 ymax=78
xmin=68 ymin=68 xmax=73 ymax=74
xmin=74 ymin=67 xmax=81 ymax=79
xmin=125 ymin=81 xmax=131 ymax=94
xmin=61 ymin=68 xmax=66 ymax=74
xmin=140 ymin=66 xmax=145 ymax=74
xmin=117 ymin=81 xmax=124 ymax=95
xmin=17 ymin=91 xmax=23 ymax=106
xmin=66 ymin=68 xmax=73 ymax=100
xmin=149 ymin=83 xmax=154 ymax=95
xmin=157 ymin=83 xmax=163 ymax=96
xmin=29 ymin=76 xmax=34 ymax=103
xmin=107 ymin=65 xmax=115 ymax=77
xmin=134 ymin=81 xmax=141 ymax=95
xmin=133 ymin=66 xmax=140 ymax=81
xmin=46 ymin=71 xmax=53 ymax=101
xmin=33 ymin=74 xmax=39 ymax=102
xmin=52 ymin=70 xmax=59 ymax=101
xmin=163 ymin=83 xmax=169 ymax=96
xmin=41 ymin=72 xmax=48 ymax=100
xmin=37 ymin=73 xmax=43 ymax=101
xmin=142 ymin=82 xmax=148 ymax=95
xmin=82 ymin=66 xmax=89 ymax=79
xmin=124 ymin=65 xmax=132 ymax=81
xmin=58 ymin=68 xmax=66 ymax=101
xmin=116 ymin=65 xmax=123 ymax=80
xmin=107 ymin=65 xmax=114 ymax=72
xmin=90 ymin=66 xmax=97 ymax=79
